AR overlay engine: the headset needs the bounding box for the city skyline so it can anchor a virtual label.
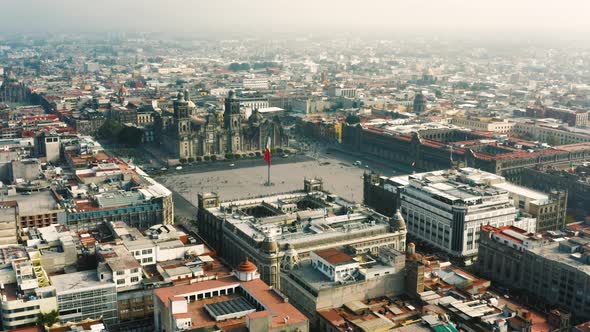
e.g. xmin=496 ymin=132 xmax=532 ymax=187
xmin=1 ymin=0 xmax=590 ymax=43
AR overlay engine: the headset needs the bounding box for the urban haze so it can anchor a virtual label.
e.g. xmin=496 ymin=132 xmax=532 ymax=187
xmin=1 ymin=1 xmax=590 ymax=332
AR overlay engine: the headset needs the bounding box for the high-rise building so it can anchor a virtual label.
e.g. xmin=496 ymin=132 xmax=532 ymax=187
xmin=397 ymin=169 xmax=518 ymax=260
xmin=365 ymin=168 xmax=568 ymax=251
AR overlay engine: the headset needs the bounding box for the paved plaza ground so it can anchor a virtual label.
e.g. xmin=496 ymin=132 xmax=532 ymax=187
xmin=159 ymin=158 xmax=376 ymax=206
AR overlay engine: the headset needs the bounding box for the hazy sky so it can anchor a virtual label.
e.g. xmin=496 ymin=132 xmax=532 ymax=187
xmin=3 ymin=0 xmax=590 ymax=39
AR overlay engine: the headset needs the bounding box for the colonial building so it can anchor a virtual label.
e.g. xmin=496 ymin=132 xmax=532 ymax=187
xmin=478 ymin=225 xmax=587 ymax=322
xmin=160 ymin=90 xmax=287 ymax=160
xmin=197 ymin=179 xmax=407 ymax=289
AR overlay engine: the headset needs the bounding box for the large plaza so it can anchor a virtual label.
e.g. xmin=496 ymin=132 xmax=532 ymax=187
xmin=159 ymin=157 xmax=386 ymax=207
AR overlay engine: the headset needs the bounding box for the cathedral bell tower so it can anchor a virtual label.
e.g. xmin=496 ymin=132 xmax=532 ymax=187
xmin=224 ymin=90 xmax=242 ymax=153
xmin=173 ymin=90 xmax=193 ymax=159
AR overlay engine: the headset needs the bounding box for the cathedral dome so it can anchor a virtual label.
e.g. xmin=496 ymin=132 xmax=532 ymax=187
xmin=248 ymin=110 xmax=263 ymax=126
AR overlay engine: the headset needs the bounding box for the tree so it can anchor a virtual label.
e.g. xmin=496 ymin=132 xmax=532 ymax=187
xmin=345 ymin=115 xmax=361 ymax=125
xmin=97 ymin=119 xmax=123 ymax=140
xmin=37 ymin=310 xmax=59 ymax=327
xmin=118 ymin=126 xmax=144 ymax=146
xmin=547 ymin=134 xmax=560 ymax=146
xmin=435 ymin=89 xmax=443 ymax=98
xmin=228 ymin=62 xmax=251 ymax=71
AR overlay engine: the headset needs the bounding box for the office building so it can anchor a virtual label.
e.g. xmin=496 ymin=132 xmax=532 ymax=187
xmin=397 ymin=168 xmax=517 ymax=259
xmin=11 ymin=190 xmax=65 ymax=236
xmin=51 ymin=270 xmax=118 ymax=327
xmin=365 ymin=168 xmax=567 ymax=250
xmin=242 ymin=78 xmax=269 ymax=90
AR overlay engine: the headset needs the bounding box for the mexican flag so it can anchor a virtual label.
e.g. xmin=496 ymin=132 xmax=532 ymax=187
xmin=263 ymin=136 xmax=271 ymax=166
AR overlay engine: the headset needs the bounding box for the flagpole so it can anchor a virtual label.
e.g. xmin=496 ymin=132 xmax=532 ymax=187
xmin=264 ymin=135 xmax=272 ymax=186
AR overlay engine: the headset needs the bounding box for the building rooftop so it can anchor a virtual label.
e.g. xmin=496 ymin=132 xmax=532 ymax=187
xmin=314 ymin=248 xmax=355 ymax=266
xmin=483 ymin=225 xmax=590 ymax=275
xmin=206 ymin=188 xmax=393 ymax=250
xmin=50 ymin=270 xmax=112 ymax=294
xmin=318 ymin=296 xmax=423 ymax=332
xmin=8 ymin=190 xmax=61 ymax=216
xmin=154 ymin=275 xmax=307 ymax=330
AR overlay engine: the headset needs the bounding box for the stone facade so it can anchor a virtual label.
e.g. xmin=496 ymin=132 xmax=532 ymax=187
xmin=160 ymin=90 xmax=287 ymax=160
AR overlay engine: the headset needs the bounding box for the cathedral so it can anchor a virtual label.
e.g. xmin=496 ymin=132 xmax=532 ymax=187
xmin=0 ymin=72 xmax=31 ymax=104
xmin=159 ymin=90 xmax=287 ymax=160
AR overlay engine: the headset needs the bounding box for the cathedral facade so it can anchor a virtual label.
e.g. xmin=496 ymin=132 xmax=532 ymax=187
xmin=160 ymin=90 xmax=287 ymax=160
xmin=0 ymin=73 xmax=31 ymax=104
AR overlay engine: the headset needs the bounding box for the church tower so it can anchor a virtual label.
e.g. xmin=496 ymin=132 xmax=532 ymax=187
xmin=173 ymin=91 xmax=194 ymax=159
xmin=224 ymin=90 xmax=242 ymax=153
xmin=413 ymin=91 xmax=426 ymax=114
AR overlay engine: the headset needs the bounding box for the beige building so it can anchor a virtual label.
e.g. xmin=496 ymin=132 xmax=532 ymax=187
xmin=451 ymin=117 xmax=515 ymax=133
xmin=197 ymin=179 xmax=407 ymax=289
xmin=513 ymin=121 xmax=590 ymax=145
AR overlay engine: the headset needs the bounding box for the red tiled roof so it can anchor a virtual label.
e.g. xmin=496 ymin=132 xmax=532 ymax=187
xmin=237 ymin=258 xmax=257 ymax=272
xmin=314 ymin=248 xmax=355 ymax=265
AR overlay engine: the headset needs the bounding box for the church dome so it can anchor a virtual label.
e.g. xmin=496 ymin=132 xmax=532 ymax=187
xmin=237 ymin=257 xmax=257 ymax=273
xmin=390 ymin=209 xmax=406 ymax=231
